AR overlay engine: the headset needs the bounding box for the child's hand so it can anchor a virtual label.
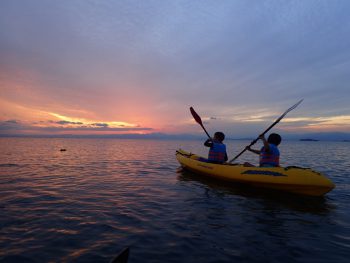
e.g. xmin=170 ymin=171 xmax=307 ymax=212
xmin=245 ymin=146 xmax=251 ymax=151
xmin=258 ymin=134 xmax=265 ymax=140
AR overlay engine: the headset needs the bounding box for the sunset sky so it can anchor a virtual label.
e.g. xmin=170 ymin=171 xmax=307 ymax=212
xmin=1 ymin=0 xmax=350 ymax=137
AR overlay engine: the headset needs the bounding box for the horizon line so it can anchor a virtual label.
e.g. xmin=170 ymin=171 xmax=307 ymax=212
xmin=0 ymin=132 xmax=349 ymax=141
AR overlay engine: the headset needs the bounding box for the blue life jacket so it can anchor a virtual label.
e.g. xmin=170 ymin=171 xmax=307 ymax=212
xmin=208 ymin=142 xmax=227 ymax=163
xmin=259 ymin=144 xmax=280 ymax=167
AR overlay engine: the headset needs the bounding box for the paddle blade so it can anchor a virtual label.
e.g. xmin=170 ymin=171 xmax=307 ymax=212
xmin=111 ymin=247 xmax=129 ymax=263
xmin=278 ymin=99 xmax=304 ymax=121
xmin=190 ymin=107 xmax=203 ymax=125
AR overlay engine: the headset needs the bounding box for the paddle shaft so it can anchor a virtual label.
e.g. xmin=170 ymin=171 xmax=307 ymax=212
xmin=190 ymin=107 xmax=212 ymax=140
xmin=229 ymin=99 xmax=303 ymax=163
xmin=200 ymin=123 xmax=211 ymax=140
xmin=229 ymin=122 xmax=278 ymax=163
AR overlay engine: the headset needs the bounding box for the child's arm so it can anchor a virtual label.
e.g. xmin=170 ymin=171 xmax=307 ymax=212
xmin=204 ymin=139 xmax=213 ymax=147
xmin=246 ymin=146 xmax=260 ymax=155
xmin=259 ymin=134 xmax=270 ymax=152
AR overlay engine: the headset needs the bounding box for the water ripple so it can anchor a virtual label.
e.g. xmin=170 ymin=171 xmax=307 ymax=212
xmin=0 ymin=138 xmax=350 ymax=262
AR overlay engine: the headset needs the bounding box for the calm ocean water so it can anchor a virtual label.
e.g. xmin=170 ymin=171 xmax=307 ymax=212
xmin=1 ymin=138 xmax=350 ymax=263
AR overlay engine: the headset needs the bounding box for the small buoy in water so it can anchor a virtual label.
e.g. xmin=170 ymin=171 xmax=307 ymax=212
xmin=60 ymin=149 xmax=67 ymax=152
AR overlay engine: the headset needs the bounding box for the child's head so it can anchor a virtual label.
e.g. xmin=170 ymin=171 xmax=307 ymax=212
xmin=214 ymin=132 xmax=225 ymax=142
xmin=268 ymin=133 xmax=281 ymax=146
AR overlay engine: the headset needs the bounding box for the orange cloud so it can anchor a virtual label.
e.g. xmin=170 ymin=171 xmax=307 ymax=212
xmin=0 ymin=97 xmax=154 ymax=135
xmin=279 ymin=115 xmax=350 ymax=132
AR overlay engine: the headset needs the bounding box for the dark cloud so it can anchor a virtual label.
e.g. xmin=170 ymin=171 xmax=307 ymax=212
xmin=6 ymin=120 xmax=18 ymax=123
xmin=0 ymin=120 xmax=152 ymax=134
xmin=92 ymin=123 xmax=109 ymax=128
xmin=56 ymin=121 xmax=84 ymax=125
xmin=33 ymin=126 xmax=153 ymax=132
xmin=0 ymin=120 xmax=22 ymax=130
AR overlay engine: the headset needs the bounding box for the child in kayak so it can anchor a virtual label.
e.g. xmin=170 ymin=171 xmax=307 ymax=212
xmin=203 ymin=131 xmax=228 ymax=164
xmin=244 ymin=133 xmax=281 ymax=167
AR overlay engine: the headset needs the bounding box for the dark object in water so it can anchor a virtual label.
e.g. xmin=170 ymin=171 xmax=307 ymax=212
xmin=60 ymin=149 xmax=67 ymax=151
xmin=110 ymin=247 xmax=129 ymax=263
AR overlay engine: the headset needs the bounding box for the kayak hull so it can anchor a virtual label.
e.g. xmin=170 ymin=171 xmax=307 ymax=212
xmin=176 ymin=149 xmax=335 ymax=196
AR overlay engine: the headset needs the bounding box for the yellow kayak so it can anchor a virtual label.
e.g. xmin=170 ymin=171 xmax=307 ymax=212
xmin=176 ymin=149 xmax=335 ymax=196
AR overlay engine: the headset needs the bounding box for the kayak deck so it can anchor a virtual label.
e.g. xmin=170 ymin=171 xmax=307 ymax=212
xmin=176 ymin=149 xmax=335 ymax=196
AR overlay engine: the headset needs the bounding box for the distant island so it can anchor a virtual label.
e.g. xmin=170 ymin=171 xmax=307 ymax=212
xmin=300 ymin=139 xmax=319 ymax=142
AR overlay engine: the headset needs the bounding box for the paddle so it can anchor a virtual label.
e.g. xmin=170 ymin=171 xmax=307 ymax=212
xmin=110 ymin=247 xmax=129 ymax=263
xmin=190 ymin=107 xmax=212 ymax=140
xmin=229 ymin=99 xmax=303 ymax=163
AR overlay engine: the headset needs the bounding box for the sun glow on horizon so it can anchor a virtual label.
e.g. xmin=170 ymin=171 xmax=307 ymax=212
xmin=0 ymin=99 xmax=154 ymax=134
xmin=1 ymin=96 xmax=350 ymax=135
xmin=48 ymin=112 xmax=138 ymax=128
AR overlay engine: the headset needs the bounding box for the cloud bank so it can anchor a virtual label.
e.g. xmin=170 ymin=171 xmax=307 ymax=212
xmin=0 ymin=0 xmax=350 ymax=136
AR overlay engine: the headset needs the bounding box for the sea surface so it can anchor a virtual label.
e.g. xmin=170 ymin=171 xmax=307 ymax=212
xmin=1 ymin=138 xmax=350 ymax=263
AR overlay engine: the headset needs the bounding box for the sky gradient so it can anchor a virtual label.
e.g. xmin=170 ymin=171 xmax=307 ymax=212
xmin=1 ymin=0 xmax=350 ymax=137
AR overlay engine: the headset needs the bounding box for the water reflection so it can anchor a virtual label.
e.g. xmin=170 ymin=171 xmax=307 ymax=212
xmin=1 ymin=138 xmax=348 ymax=263
xmin=177 ymin=169 xmax=335 ymax=215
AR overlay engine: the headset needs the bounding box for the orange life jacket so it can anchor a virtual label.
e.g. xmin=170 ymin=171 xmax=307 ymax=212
xmin=259 ymin=144 xmax=280 ymax=167
xmin=208 ymin=142 xmax=227 ymax=163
